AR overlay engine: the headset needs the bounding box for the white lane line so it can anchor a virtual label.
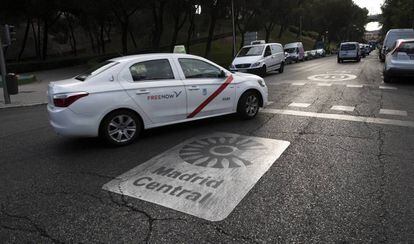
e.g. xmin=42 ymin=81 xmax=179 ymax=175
xmin=291 ymin=82 xmax=306 ymax=86
xmin=379 ymin=86 xmax=397 ymax=90
xmin=346 ymin=84 xmax=363 ymax=88
xmin=317 ymin=83 xmax=332 ymax=87
xmin=379 ymin=109 xmax=408 ymax=116
xmin=288 ymin=102 xmax=311 ymax=108
xmin=261 ymin=109 xmax=414 ymax=128
xmin=331 ymin=105 xmax=355 ymax=112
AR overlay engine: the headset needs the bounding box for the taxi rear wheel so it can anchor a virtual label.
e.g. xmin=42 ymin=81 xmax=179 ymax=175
xmin=100 ymin=110 xmax=141 ymax=146
xmin=237 ymin=91 xmax=260 ymax=120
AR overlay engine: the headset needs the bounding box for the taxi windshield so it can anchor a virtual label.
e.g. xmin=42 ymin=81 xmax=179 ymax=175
xmin=75 ymin=61 xmax=119 ymax=81
xmin=237 ymin=46 xmax=265 ymax=57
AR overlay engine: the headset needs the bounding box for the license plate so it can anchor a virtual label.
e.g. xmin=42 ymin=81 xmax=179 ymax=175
xmin=238 ymin=69 xmax=248 ymax=73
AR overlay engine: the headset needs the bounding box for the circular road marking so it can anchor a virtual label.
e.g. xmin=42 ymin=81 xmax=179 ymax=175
xmin=308 ymin=74 xmax=357 ymax=82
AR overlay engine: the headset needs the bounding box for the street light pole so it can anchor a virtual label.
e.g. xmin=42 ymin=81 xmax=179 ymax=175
xmin=231 ymin=0 xmax=236 ymax=57
xmin=0 ymin=38 xmax=11 ymax=104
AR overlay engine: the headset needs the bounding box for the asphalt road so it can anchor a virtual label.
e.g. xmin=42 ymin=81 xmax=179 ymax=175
xmin=1 ymin=52 xmax=413 ymax=243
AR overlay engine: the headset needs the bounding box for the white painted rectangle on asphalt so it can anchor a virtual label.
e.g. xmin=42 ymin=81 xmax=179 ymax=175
xmin=103 ymin=132 xmax=290 ymax=221
xmin=261 ymin=109 xmax=414 ymax=128
xmin=379 ymin=86 xmax=397 ymax=90
xmin=288 ymin=102 xmax=311 ymax=108
xmin=379 ymin=109 xmax=408 ymax=116
xmin=317 ymin=83 xmax=332 ymax=87
xmin=291 ymin=82 xmax=306 ymax=86
xmin=346 ymin=84 xmax=363 ymax=88
xmin=331 ymin=105 xmax=355 ymax=112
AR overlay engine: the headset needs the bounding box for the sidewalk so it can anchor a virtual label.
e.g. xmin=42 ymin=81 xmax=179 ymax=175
xmin=0 ymin=65 xmax=87 ymax=108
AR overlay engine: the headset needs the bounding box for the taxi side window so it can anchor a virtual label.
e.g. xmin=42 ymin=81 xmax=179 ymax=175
xmin=178 ymin=58 xmax=221 ymax=78
xmin=129 ymin=59 xmax=174 ymax=82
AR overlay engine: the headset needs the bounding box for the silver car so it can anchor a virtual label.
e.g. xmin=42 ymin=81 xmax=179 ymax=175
xmin=384 ymin=39 xmax=414 ymax=83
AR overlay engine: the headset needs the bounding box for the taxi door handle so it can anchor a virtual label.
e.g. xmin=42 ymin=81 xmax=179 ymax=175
xmin=136 ymin=90 xmax=150 ymax=95
xmin=188 ymin=86 xmax=200 ymax=91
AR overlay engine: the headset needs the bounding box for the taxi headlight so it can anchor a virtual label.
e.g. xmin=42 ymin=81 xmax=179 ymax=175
xmin=257 ymin=79 xmax=266 ymax=87
xmin=251 ymin=62 xmax=262 ymax=68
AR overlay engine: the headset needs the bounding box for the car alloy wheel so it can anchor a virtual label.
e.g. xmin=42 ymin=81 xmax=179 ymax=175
xmin=107 ymin=115 xmax=137 ymax=143
xmin=101 ymin=110 xmax=141 ymax=146
xmin=245 ymin=94 xmax=259 ymax=117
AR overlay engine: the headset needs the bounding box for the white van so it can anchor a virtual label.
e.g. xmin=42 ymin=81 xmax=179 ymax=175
xmin=380 ymin=29 xmax=414 ymax=62
xmin=230 ymin=43 xmax=285 ymax=76
xmin=338 ymin=42 xmax=360 ymax=63
xmin=284 ymin=42 xmax=305 ymax=63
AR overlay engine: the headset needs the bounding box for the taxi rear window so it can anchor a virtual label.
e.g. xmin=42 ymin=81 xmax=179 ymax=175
xmin=75 ymin=61 xmax=119 ymax=81
xmin=129 ymin=59 xmax=174 ymax=81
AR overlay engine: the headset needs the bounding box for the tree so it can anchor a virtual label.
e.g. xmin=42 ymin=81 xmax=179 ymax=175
xmin=110 ymin=0 xmax=142 ymax=54
xmin=234 ymin=0 xmax=261 ymax=48
xmin=169 ymin=0 xmax=190 ymax=52
xmin=381 ymin=0 xmax=414 ymax=34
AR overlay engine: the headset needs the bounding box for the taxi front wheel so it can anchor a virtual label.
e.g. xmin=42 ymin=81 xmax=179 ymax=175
xmin=100 ymin=110 xmax=141 ymax=146
xmin=237 ymin=91 xmax=260 ymax=120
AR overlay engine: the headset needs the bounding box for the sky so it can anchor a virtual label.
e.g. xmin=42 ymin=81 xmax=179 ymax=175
xmin=353 ymin=0 xmax=384 ymax=15
xmin=353 ymin=0 xmax=384 ymax=31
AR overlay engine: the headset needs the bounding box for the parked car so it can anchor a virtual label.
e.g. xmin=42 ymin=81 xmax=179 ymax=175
xmin=309 ymin=50 xmax=317 ymax=59
xmin=304 ymin=51 xmax=312 ymax=60
xmin=315 ymin=49 xmax=326 ymax=57
xmin=284 ymin=42 xmax=305 ymax=63
xmin=383 ymin=38 xmax=414 ymax=83
xmin=230 ymin=43 xmax=285 ymax=76
xmin=338 ymin=42 xmax=360 ymax=63
xmin=48 ymin=53 xmax=269 ymax=146
xmin=359 ymin=44 xmax=367 ymax=58
xmin=380 ymin=29 xmax=414 ymax=62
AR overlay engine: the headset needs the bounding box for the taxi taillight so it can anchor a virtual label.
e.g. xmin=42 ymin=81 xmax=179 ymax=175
xmin=53 ymin=92 xmax=88 ymax=107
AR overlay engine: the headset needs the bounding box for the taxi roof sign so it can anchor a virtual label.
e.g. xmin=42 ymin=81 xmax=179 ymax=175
xmin=173 ymin=45 xmax=186 ymax=54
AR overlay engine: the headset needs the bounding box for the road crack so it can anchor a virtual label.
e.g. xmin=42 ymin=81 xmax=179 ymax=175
xmin=0 ymin=204 xmax=64 ymax=244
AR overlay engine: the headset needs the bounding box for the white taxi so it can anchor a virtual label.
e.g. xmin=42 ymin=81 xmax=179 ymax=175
xmin=47 ymin=53 xmax=268 ymax=146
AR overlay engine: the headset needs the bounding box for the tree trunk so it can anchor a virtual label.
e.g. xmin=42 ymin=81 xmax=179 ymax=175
xmin=87 ymin=29 xmax=96 ymax=53
xmin=100 ymin=23 xmax=106 ymax=53
xmin=152 ymin=1 xmax=166 ymax=49
xmin=18 ymin=18 xmax=31 ymax=61
xmin=278 ymin=24 xmax=285 ymax=38
xmin=185 ymin=10 xmax=196 ymax=52
xmin=264 ymin=23 xmax=274 ymax=43
xmin=42 ymin=18 xmax=49 ymax=60
xmin=129 ymin=29 xmax=138 ymax=49
xmin=204 ymin=9 xmax=218 ymax=58
xmin=67 ymin=16 xmax=77 ymax=56
xmin=121 ymin=22 xmax=128 ymax=54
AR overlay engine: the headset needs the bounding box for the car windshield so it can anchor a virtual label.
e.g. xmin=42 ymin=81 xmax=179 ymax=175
xmin=341 ymin=44 xmax=356 ymax=51
xmin=386 ymin=33 xmax=414 ymax=47
xmin=285 ymin=48 xmax=297 ymax=53
xmin=75 ymin=61 xmax=119 ymax=81
xmin=237 ymin=46 xmax=264 ymax=57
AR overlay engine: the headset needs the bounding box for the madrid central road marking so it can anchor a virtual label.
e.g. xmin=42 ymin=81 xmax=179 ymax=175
xmin=103 ymin=132 xmax=290 ymax=221
xmin=261 ymin=109 xmax=414 ymax=128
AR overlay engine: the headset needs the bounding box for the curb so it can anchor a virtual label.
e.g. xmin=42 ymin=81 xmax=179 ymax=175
xmin=0 ymin=102 xmax=47 ymax=109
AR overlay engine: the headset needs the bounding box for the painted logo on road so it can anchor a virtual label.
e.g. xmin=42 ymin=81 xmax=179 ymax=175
xmin=102 ymin=132 xmax=290 ymax=221
xmin=308 ymin=74 xmax=357 ymax=82
xmin=179 ymin=135 xmax=267 ymax=168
